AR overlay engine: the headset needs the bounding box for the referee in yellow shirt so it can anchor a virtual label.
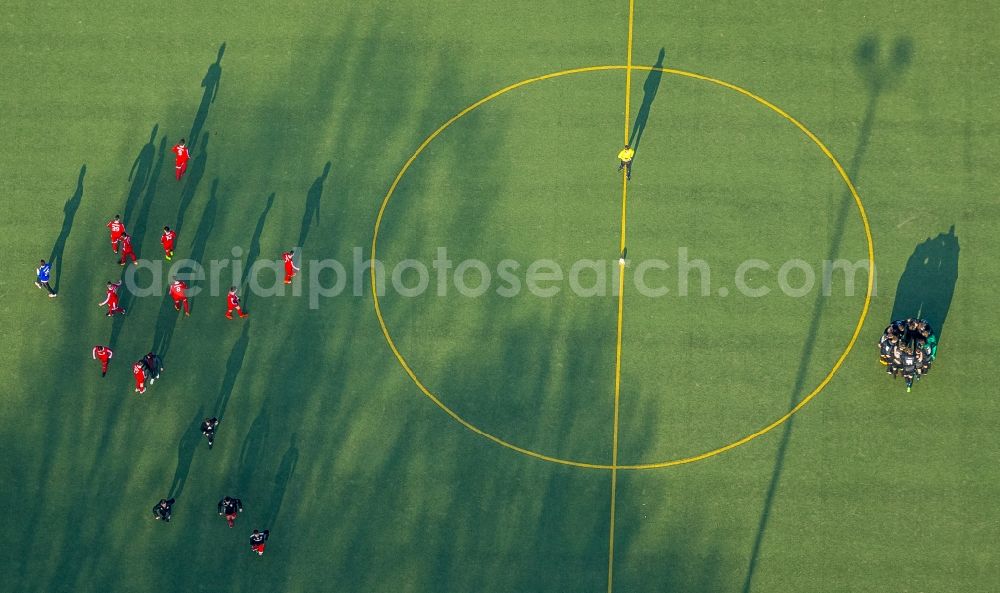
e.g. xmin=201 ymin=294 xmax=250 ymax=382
xmin=617 ymin=144 xmax=635 ymax=180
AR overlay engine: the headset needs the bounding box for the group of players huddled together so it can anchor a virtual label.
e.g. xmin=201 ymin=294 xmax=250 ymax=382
xmin=34 ymin=138 xmax=300 ymax=557
xmin=878 ymin=318 xmax=938 ymax=393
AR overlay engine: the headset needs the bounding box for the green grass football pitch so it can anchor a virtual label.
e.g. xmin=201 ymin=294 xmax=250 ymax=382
xmin=1 ymin=1 xmax=999 ymax=592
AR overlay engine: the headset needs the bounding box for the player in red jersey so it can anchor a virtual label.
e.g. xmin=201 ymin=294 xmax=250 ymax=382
xmin=172 ymin=139 xmax=190 ymax=181
xmin=92 ymin=345 xmax=113 ymax=377
xmin=132 ymin=360 xmax=147 ymax=394
xmin=161 ymin=226 xmax=176 ymax=261
xmin=225 ymin=286 xmax=248 ymax=319
xmin=169 ymin=278 xmax=190 ymax=316
xmin=98 ymin=281 xmax=126 ymax=316
xmin=118 ymin=232 xmax=137 ymax=265
xmin=282 ymin=250 xmax=299 ymax=284
xmin=107 ymin=215 xmax=126 ymax=254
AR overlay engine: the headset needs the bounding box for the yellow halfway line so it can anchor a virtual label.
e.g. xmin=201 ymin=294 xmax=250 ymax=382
xmin=608 ymin=3 xmax=636 ymax=593
xmin=607 ymin=261 xmax=628 ymax=593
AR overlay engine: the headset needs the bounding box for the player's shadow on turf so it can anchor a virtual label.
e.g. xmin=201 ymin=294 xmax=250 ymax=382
xmin=189 ymin=43 xmax=225 ymax=148
xmin=298 ymin=162 xmax=332 ymax=247
xmin=125 ymin=124 xmax=159 ymax=227
xmin=629 ymin=47 xmax=665 ymax=152
xmin=239 ymin=193 xmax=276 ymax=307
xmin=741 ymin=35 xmax=914 ymax=593
xmin=175 ymin=134 xmax=210 ymax=236
xmin=48 ymin=165 xmax=86 ymax=293
xmin=129 ymin=137 xmax=167 ymax=247
xmin=168 ymin=406 xmax=205 ymax=499
xmin=890 ymin=225 xmax=959 ymax=341
xmin=188 ymin=179 xmax=219 ymax=268
xmin=214 ymin=321 xmax=252 ymax=420
xmin=262 ymin=435 xmax=298 ymax=526
xmin=151 ymin=294 xmax=180 ymax=361
xmin=238 ymin=411 xmax=270 ymax=490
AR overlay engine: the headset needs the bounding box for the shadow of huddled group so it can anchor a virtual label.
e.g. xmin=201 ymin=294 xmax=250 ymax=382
xmin=891 ymin=225 xmax=959 ymax=342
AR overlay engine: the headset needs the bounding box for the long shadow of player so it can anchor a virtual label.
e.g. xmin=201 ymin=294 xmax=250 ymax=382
xmin=125 ymin=125 xmax=158 ymax=227
xmin=189 ymin=43 xmax=225 ymax=148
xmin=150 ymin=295 xmax=180 ymax=361
xmin=214 ymin=321 xmax=252 ymax=420
xmin=239 ymin=193 xmax=276 ymax=309
xmin=741 ymin=35 xmax=914 ymax=593
xmin=188 ymin=179 xmax=220 ymax=268
xmin=890 ymin=226 xmax=959 ymax=341
xmin=298 ymin=162 xmax=332 ymax=247
xmin=168 ymin=406 xmax=205 ymax=499
xmin=628 ymin=48 xmax=665 ymax=152
xmin=129 ymin=137 xmax=167 ymax=247
xmin=48 ymin=165 xmax=86 ymax=293
xmin=174 ymin=134 xmax=210 ymax=236
xmin=261 ymin=435 xmax=299 ymax=527
xmin=237 ymin=411 xmax=270 ymax=491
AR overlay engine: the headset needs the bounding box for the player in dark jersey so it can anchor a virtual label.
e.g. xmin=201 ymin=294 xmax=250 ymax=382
xmin=918 ymin=341 xmax=933 ymax=375
xmin=898 ymin=347 xmax=918 ymax=393
xmin=914 ymin=318 xmax=932 ymax=335
xmin=250 ymin=529 xmax=270 ymax=556
xmin=914 ymin=350 xmax=927 ymax=380
xmin=143 ymin=352 xmax=163 ymax=384
xmin=152 ymin=498 xmax=175 ymax=522
xmin=879 ymin=332 xmax=898 ymax=371
xmin=218 ymin=496 xmax=243 ymax=528
xmin=201 ymin=417 xmax=220 ymax=449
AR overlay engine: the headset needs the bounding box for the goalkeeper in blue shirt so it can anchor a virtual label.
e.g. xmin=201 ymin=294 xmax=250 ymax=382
xmin=35 ymin=259 xmax=56 ymax=297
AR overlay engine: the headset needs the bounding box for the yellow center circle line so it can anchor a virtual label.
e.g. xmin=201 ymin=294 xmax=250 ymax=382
xmin=371 ymin=65 xmax=875 ymax=471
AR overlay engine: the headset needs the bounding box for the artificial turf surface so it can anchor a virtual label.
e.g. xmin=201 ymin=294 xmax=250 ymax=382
xmin=1 ymin=1 xmax=998 ymax=592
